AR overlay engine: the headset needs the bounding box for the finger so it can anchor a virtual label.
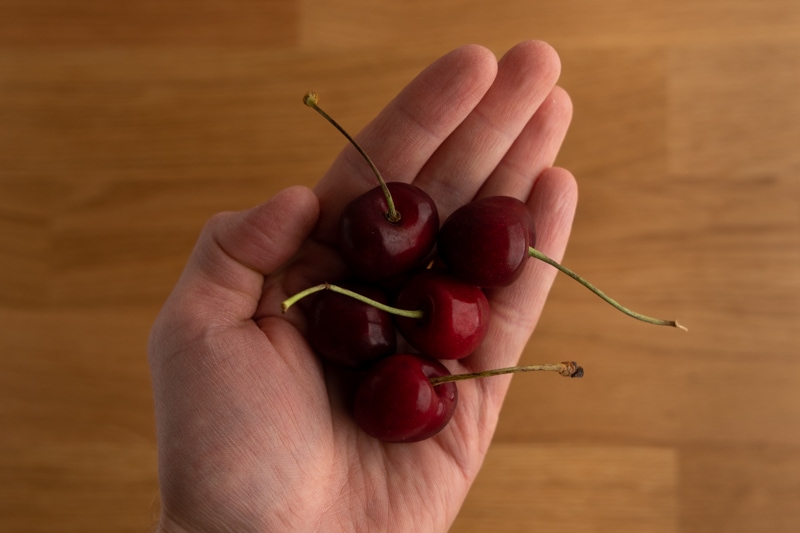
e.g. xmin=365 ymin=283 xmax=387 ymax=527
xmin=470 ymin=167 xmax=578 ymax=396
xmin=169 ymin=186 xmax=320 ymax=324
xmin=477 ymin=85 xmax=573 ymax=200
xmin=414 ymin=40 xmax=563 ymax=220
xmin=312 ymin=44 xmax=498 ymax=243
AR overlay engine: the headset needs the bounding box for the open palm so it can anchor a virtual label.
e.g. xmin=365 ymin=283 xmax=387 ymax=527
xmin=149 ymin=40 xmax=577 ymax=532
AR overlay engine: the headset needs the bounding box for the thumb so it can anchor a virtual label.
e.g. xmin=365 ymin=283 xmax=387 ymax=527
xmin=169 ymin=185 xmax=320 ymax=323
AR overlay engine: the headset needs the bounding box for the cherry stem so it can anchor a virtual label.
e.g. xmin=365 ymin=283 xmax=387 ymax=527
xmin=528 ymin=247 xmax=687 ymax=331
xmin=281 ymin=282 xmax=424 ymax=319
xmin=430 ymin=361 xmax=584 ymax=386
xmin=303 ymin=91 xmax=401 ymax=223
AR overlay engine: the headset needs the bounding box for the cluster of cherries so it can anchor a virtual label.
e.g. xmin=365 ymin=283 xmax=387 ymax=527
xmin=281 ymin=92 xmax=685 ymax=444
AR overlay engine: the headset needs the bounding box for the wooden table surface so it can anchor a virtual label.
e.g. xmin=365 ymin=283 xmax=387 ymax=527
xmin=2 ymin=1 xmax=798 ymax=531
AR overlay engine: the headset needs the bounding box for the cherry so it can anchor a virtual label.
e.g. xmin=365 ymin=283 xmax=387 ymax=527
xmin=302 ymin=281 xmax=396 ymax=369
xmin=339 ymin=182 xmax=439 ymax=281
xmin=304 ymin=92 xmax=439 ymax=281
xmin=394 ymin=271 xmax=490 ymax=360
xmin=354 ymin=353 xmax=457 ymax=443
xmin=437 ymin=196 xmax=535 ymax=289
xmin=355 ymin=353 xmax=583 ymax=443
xmin=282 ymin=273 xmax=490 ymax=360
xmin=438 ymin=195 xmax=687 ymax=330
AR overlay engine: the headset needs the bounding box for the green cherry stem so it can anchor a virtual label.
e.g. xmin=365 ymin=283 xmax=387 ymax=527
xmin=281 ymin=282 xmax=424 ymax=319
xmin=303 ymin=91 xmax=401 ymax=223
xmin=430 ymin=361 xmax=584 ymax=386
xmin=528 ymin=246 xmax=687 ymax=331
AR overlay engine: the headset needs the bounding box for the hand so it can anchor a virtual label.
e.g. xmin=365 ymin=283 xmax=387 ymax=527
xmin=148 ymin=40 xmax=577 ymax=532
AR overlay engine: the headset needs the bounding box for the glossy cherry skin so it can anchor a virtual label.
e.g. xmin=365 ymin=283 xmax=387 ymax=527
xmin=354 ymin=353 xmax=458 ymax=443
xmin=339 ymin=182 xmax=439 ymax=282
xmin=437 ymin=196 xmax=536 ymax=288
xmin=394 ymin=271 xmax=490 ymax=360
xmin=306 ymin=282 xmax=396 ymax=369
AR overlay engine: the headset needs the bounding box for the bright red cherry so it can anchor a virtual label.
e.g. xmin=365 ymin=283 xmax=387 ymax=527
xmin=354 ymin=353 xmax=457 ymax=443
xmin=282 ymin=273 xmax=489 ymax=361
xmin=437 ymin=196 xmax=535 ymax=289
xmin=304 ymin=281 xmax=396 ymax=369
xmin=394 ymin=271 xmax=490 ymax=360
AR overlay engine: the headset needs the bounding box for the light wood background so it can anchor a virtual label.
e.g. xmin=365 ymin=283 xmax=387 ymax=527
xmin=1 ymin=1 xmax=798 ymax=531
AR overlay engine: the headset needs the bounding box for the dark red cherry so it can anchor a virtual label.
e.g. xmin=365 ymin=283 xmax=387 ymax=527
xmin=302 ymin=93 xmax=440 ymax=282
xmin=437 ymin=196 xmax=535 ymax=288
xmin=354 ymin=353 xmax=457 ymax=443
xmin=306 ymin=282 xmax=396 ymax=369
xmin=437 ymin=197 xmax=687 ymax=330
xmin=339 ymin=182 xmax=439 ymax=282
xmin=394 ymin=271 xmax=490 ymax=360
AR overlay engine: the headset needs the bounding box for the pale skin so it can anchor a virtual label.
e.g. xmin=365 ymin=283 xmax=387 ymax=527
xmin=148 ymin=40 xmax=578 ymax=532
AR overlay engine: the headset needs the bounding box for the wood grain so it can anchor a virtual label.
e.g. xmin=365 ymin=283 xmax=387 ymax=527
xmin=1 ymin=1 xmax=798 ymax=531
